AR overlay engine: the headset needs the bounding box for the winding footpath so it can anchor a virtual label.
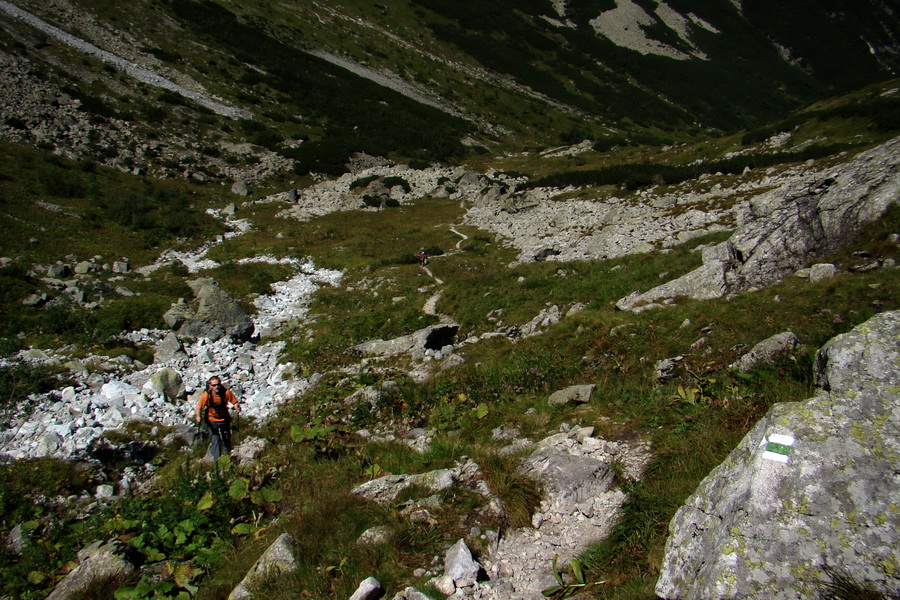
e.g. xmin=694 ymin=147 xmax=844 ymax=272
xmin=421 ymin=225 xmax=471 ymax=317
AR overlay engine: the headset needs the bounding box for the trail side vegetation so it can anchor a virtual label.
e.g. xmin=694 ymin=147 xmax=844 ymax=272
xmin=0 ymin=59 xmax=898 ymax=600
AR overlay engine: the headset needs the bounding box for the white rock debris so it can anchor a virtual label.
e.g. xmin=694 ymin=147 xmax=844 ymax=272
xmin=0 ymin=253 xmax=342 ymax=460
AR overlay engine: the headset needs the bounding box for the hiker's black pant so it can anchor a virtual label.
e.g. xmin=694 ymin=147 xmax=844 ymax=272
xmin=206 ymin=419 xmax=232 ymax=460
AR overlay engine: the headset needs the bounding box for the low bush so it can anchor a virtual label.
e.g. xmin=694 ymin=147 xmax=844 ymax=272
xmin=0 ymin=364 xmax=59 ymax=413
xmin=526 ymin=144 xmax=859 ymax=191
xmin=381 ymin=176 xmax=411 ymax=193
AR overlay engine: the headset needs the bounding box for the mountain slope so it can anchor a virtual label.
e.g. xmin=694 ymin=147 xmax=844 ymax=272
xmin=1 ymin=0 xmax=898 ymax=177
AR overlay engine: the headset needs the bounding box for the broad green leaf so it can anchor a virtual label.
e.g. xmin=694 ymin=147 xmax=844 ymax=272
xmin=21 ymin=520 xmax=39 ymax=532
xmin=259 ymin=486 xmax=282 ymax=502
xmin=174 ymin=563 xmax=197 ymax=587
xmin=177 ymin=519 xmax=196 ymax=534
xmin=552 ymin=555 xmax=564 ymax=586
xmin=146 ymin=549 xmax=166 ymax=562
xmin=197 ymin=490 xmax=216 ymax=511
xmin=473 ymin=403 xmax=489 ymax=419
xmin=290 ymin=424 xmax=306 ymax=442
xmin=69 ymin=521 xmax=87 ymax=534
xmin=27 ymin=571 xmax=45 ymax=584
xmin=115 ymin=583 xmax=152 ymax=600
xmin=251 ymin=485 xmax=283 ymax=506
xmin=231 ymin=523 xmax=257 ymax=535
xmin=217 ymin=455 xmax=232 ymax=470
xmin=228 ymin=478 xmax=250 ymax=501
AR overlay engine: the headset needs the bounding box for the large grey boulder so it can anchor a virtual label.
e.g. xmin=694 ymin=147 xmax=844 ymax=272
xmin=656 ymin=311 xmax=900 ymax=600
xmin=618 ymin=136 xmax=900 ymax=310
xmin=729 ymin=331 xmax=801 ymax=372
xmin=444 ymin=538 xmax=483 ymax=582
xmin=351 ymin=324 xmax=458 ymax=358
xmin=46 ymin=540 xmax=135 ymax=600
xmin=229 ymin=533 xmax=298 ymax=600
xmin=142 ymin=367 xmax=185 ymax=401
xmin=154 ymin=331 xmax=188 ymax=363
xmin=548 ymin=384 xmax=595 ymax=407
xmin=348 ymin=576 xmax=384 ymax=600
xmin=519 ymin=445 xmax=614 ymax=504
xmin=814 ymin=313 xmax=900 ymax=393
xmin=164 ymin=278 xmax=254 ymax=341
xmin=351 ymin=469 xmax=456 ymax=505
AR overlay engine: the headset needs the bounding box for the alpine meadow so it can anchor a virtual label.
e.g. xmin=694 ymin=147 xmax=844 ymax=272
xmin=0 ymin=1 xmax=899 ymax=600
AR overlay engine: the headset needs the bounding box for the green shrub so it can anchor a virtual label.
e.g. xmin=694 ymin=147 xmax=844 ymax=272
xmin=349 ymin=175 xmax=381 ymax=190
xmin=158 ymin=91 xmax=186 ymax=106
xmin=381 ymin=176 xmax=411 ymax=193
xmin=526 ymin=144 xmax=860 ymax=191
xmin=142 ymin=105 xmax=168 ymax=123
xmin=0 ymin=364 xmax=58 ymax=412
xmin=38 ymin=167 xmax=87 ymax=198
xmin=362 ymin=195 xmax=382 ymax=208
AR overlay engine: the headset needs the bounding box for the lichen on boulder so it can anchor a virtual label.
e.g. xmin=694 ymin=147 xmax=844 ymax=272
xmin=656 ymin=311 xmax=900 ymax=600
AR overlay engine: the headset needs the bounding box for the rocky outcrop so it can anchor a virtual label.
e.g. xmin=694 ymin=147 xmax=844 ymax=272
xmin=349 ymin=576 xmax=385 ymax=600
xmin=618 ymin=137 xmax=900 ymax=310
xmin=351 ymin=468 xmax=456 ymax=505
xmin=656 ymin=311 xmax=900 ymax=600
xmin=229 ymin=533 xmax=298 ymax=600
xmin=164 ymin=278 xmax=255 ymax=342
xmin=466 ymin=189 xmax=734 ymax=266
xmin=729 ymin=331 xmax=801 ymax=372
xmin=434 ymin=539 xmax=485 ymax=595
xmin=46 ymin=539 xmax=135 ymax=600
xmin=0 ymin=256 xmax=336 ymax=461
xmin=350 ymin=323 xmax=459 ymax=359
xmin=0 ymin=1 xmax=245 ymax=118
xmin=547 ymin=384 xmax=595 ymax=407
xmin=473 ymin=426 xmax=652 ymax=600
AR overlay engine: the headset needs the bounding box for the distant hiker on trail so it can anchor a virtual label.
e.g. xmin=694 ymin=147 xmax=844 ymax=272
xmin=194 ymin=376 xmax=240 ymax=461
xmin=418 ymin=248 xmax=428 ymax=267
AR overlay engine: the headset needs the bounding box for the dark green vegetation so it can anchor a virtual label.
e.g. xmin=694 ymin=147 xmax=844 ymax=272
xmin=0 ymin=142 xmax=222 ymax=347
xmin=4 ymin=129 xmax=898 ymax=599
xmin=1 ymin=0 xmax=899 ymax=597
xmin=411 ymin=0 xmax=896 ymax=131
xmin=168 ymin=0 xmax=471 ymax=174
xmin=4 ymin=0 xmax=898 ymax=176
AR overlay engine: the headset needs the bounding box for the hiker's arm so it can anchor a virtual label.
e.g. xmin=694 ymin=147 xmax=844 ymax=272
xmin=194 ymin=394 xmax=206 ymax=422
xmin=228 ymin=390 xmax=241 ymax=411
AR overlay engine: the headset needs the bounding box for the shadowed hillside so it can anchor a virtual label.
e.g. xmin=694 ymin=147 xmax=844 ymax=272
xmin=0 ymin=2 xmax=899 ymax=600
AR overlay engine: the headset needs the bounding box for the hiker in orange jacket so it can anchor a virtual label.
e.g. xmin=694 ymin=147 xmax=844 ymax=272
xmin=194 ymin=376 xmax=241 ymax=461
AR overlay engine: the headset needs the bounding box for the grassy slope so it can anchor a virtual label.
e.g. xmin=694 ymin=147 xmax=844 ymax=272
xmin=10 ymin=0 xmax=896 ymax=166
xmin=1 ymin=5 xmax=899 ymax=596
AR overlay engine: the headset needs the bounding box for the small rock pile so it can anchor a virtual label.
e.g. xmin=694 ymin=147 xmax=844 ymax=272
xmin=342 ymin=405 xmax=651 ymax=600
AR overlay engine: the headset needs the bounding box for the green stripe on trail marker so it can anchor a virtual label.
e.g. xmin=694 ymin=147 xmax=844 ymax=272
xmin=765 ymin=442 xmax=792 ymax=456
